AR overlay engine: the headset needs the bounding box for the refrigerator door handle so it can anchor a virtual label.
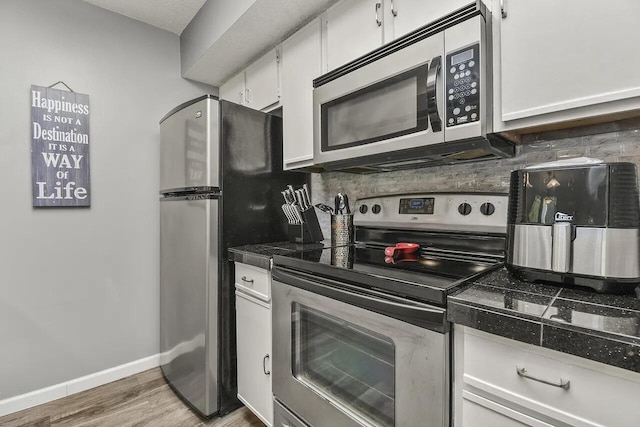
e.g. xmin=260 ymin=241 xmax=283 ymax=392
xmin=160 ymin=192 xmax=221 ymax=202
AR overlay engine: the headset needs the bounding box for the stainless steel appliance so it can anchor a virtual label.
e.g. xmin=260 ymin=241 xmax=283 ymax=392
xmin=159 ymin=95 xmax=306 ymax=417
xmin=272 ymin=192 xmax=509 ymax=427
xmin=506 ymin=162 xmax=640 ymax=293
xmin=312 ymin=2 xmax=514 ymax=173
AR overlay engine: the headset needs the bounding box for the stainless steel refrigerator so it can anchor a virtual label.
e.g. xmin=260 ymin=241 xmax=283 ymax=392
xmin=159 ymin=95 xmax=306 ymax=417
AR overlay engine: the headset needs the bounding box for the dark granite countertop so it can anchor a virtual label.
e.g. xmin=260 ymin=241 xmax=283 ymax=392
xmin=228 ymin=241 xmax=328 ymax=270
xmin=448 ymin=267 xmax=640 ymax=373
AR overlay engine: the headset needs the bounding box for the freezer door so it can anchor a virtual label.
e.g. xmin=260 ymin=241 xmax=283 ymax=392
xmin=160 ymin=97 xmax=219 ymax=192
xmin=160 ymin=194 xmax=219 ymax=416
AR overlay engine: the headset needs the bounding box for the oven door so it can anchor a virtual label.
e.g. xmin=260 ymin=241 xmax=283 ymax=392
xmin=313 ymin=31 xmax=445 ymax=167
xmin=272 ymin=267 xmax=449 ymax=427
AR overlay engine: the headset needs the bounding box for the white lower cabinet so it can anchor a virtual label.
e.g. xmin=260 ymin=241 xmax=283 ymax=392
xmin=235 ymin=262 xmax=272 ymax=426
xmin=461 ymin=391 xmax=555 ymax=427
xmin=454 ymin=325 xmax=640 ymax=427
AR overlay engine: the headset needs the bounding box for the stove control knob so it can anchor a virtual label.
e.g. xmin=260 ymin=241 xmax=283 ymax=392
xmin=359 ymin=204 xmax=368 ymax=214
xmin=372 ymin=204 xmax=382 ymax=214
xmin=458 ymin=202 xmax=472 ymax=216
xmin=480 ymin=202 xmax=495 ymax=216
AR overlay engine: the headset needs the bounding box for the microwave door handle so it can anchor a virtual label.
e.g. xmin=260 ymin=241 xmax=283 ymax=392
xmin=426 ymin=56 xmax=442 ymax=132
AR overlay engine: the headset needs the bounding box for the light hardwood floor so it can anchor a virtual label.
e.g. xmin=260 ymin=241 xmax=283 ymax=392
xmin=0 ymin=368 xmax=266 ymax=427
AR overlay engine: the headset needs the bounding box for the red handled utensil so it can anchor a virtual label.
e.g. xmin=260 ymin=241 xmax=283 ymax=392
xmin=384 ymin=242 xmax=420 ymax=257
xmin=384 ymin=251 xmax=420 ymax=264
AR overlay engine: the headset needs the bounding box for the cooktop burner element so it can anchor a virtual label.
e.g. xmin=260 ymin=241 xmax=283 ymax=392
xmin=274 ymin=192 xmax=509 ymax=306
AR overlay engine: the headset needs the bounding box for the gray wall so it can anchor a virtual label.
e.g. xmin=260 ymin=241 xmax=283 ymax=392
xmin=312 ymin=120 xmax=640 ymax=235
xmin=0 ymin=0 xmax=213 ymax=399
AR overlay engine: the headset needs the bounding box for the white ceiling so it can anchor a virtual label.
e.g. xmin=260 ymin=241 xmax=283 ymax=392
xmin=82 ymin=0 xmax=206 ymax=34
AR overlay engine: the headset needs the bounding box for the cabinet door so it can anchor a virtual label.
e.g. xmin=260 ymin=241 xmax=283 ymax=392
xmin=281 ymin=19 xmax=321 ymax=170
xmin=387 ymin=0 xmax=469 ymax=40
xmin=498 ymin=0 xmax=640 ymax=124
xmin=326 ymin=0 xmax=383 ymax=71
xmin=245 ymin=49 xmax=280 ymax=111
xmin=219 ymin=71 xmax=245 ymax=105
xmin=454 ymin=326 xmax=640 ymax=427
xmin=236 ymin=291 xmax=272 ymax=426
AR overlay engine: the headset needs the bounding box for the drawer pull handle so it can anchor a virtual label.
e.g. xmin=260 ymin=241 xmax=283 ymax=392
xmin=241 ymin=276 xmax=254 ymax=284
xmin=263 ymin=354 xmax=271 ymax=375
xmin=516 ymin=366 xmax=570 ymax=390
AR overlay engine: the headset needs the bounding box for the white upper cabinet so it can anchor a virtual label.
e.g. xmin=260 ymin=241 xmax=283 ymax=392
xmin=325 ymin=0 xmax=383 ymax=71
xmin=388 ymin=0 xmax=469 ymax=40
xmin=281 ymin=18 xmax=322 ymax=170
xmin=325 ymin=0 xmax=468 ymax=72
xmin=219 ymin=71 xmax=245 ymax=105
xmin=245 ymin=49 xmax=281 ymax=111
xmin=493 ymin=0 xmax=640 ymax=131
xmin=219 ymin=48 xmax=280 ymax=112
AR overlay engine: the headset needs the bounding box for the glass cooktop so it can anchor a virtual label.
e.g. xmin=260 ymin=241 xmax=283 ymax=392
xmin=273 ymin=245 xmax=501 ymax=306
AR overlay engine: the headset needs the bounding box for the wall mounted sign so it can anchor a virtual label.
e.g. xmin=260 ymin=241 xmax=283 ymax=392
xmin=31 ymin=84 xmax=91 ymax=207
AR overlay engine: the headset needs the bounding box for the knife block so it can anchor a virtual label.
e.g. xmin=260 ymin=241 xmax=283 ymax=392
xmin=288 ymin=207 xmax=324 ymax=243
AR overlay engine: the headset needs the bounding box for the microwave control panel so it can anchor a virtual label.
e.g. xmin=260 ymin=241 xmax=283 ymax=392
xmin=445 ymin=43 xmax=480 ymax=127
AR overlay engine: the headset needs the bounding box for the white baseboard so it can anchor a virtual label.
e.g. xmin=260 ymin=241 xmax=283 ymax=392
xmin=0 ymin=354 xmax=160 ymax=418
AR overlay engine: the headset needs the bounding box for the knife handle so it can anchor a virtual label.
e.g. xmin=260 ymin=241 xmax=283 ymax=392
xmin=302 ymin=184 xmax=312 ymax=206
xmin=295 ymin=189 xmax=307 ymax=210
xmin=293 ymin=205 xmax=305 ymax=223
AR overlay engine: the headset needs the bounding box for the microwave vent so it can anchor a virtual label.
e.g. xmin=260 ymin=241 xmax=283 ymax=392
xmin=444 ymin=148 xmax=495 ymax=161
xmin=320 ymin=135 xmax=515 ymax=174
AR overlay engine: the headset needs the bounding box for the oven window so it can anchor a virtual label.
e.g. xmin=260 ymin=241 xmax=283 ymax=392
xmin=321 ymin=66 xmax=428 ymax=151
xmin=293 ymin=303 xmax=395 ymax=427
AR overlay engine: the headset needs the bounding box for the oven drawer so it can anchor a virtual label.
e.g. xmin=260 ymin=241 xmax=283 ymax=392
xmin=274 ymin=398 xmax=308 ymax=427
xmin=235 ymin=262 xmax=270 ymax=301
xmin=459 ymin=327 xmax=640 ymax=427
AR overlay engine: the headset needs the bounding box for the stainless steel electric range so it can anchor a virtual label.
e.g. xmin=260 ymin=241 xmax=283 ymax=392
xmin=270 ymin=192 xmax=508 ymax=427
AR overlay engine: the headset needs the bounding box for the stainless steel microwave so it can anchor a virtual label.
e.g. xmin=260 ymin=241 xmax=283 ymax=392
xmin=313 ymin=2 xmax=514 ymax=173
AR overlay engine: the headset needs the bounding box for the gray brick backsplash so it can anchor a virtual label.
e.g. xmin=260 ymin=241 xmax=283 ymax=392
xmin=310 ymin=122 xmax=640 ymax=237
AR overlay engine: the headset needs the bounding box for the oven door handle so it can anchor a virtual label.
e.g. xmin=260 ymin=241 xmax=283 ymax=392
xmin=272 ymin=267 xmax=447 ymax=332
xmin=426 ymin=55 xmax=442 ymax=133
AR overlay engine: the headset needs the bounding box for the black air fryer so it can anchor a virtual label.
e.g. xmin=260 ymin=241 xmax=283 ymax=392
xmin=506 ymin=162 xmax=640 ymax=293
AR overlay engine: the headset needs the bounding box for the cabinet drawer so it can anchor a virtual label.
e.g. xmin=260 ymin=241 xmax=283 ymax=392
xmin=235 ymin=262 xmax=270 ymax=301
xmin=461 ymin=328 xmax=640 ymax=427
